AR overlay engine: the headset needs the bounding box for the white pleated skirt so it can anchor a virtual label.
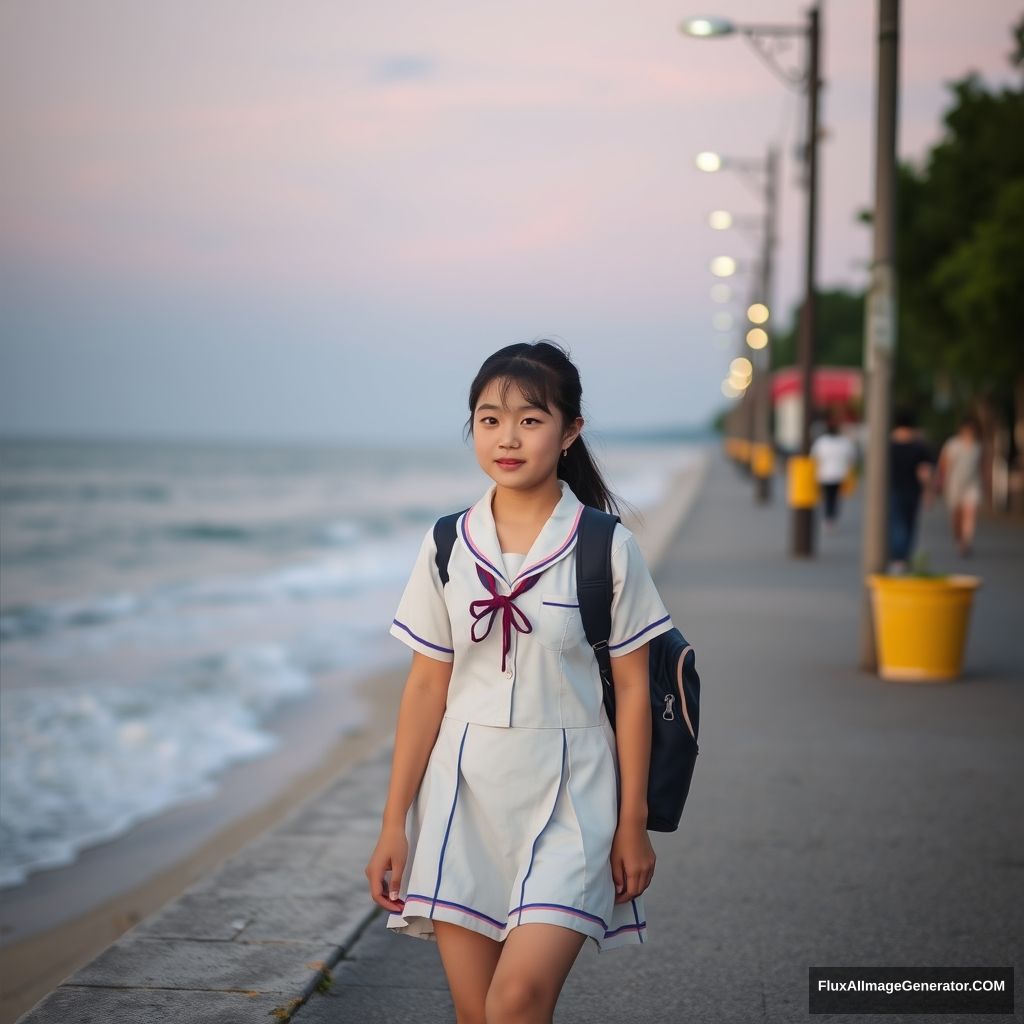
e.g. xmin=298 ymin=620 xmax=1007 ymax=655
xmin=385 ymin=710 xmax=648 ymax=952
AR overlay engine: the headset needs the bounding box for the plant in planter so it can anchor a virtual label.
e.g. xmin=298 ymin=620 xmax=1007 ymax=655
xmin=865 ymin=548 xmax=982 ymax=682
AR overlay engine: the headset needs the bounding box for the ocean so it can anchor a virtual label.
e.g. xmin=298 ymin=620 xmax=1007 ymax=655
xmin=0 ymin=434 xmax=707 ymax=891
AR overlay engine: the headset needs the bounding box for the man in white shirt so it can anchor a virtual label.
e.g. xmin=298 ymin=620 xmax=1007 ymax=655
xmin=810 ymin=416 xmax=859 ymax=531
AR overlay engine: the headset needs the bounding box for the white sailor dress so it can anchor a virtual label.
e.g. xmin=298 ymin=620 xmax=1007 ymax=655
xmin=385 ymin=477 xmax=675 ymax=952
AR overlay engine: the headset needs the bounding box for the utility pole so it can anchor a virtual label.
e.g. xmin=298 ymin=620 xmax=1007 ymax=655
xmin=792 ymin=3 xmax=822 ymax=556
xmin=754 ymin=144 xmax=779 ymax=504
xmin=860 ymin=0 xmax=900 ymax=669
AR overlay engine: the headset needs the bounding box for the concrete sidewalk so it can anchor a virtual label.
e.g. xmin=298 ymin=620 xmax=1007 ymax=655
xmin=15 ymin=450 xmax=1022 ymax=1023
xmin=295 ymin=452 xmax=1023 ymax=1024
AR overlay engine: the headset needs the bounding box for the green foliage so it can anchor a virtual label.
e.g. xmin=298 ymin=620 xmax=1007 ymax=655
xmin=909 ymin=549 xmax=942 ymax=578
xmin=893 ymin=18 xmax=1024 ymax=417
xmin=770 ymin=288 xmax=865 ymax=371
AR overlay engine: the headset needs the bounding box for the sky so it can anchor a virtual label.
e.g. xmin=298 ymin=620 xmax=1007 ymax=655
xmin=0 ymin=0 xmax=1019 ymax=445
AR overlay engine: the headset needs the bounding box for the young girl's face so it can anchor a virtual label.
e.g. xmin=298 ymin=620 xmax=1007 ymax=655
xmin=472 ymin=377 xmax=582 ymax=491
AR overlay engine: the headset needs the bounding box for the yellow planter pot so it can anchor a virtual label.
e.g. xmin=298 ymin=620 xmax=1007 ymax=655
xmin=866 ymin=574 xmax=982 ymax=682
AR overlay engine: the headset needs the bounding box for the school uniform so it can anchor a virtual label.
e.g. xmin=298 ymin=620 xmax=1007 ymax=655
xmin=386 ymin=477 xmax=675 ymax=952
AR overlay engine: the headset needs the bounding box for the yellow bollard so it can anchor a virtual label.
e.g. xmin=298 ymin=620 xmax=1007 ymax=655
xmin=787 ymin=455 xmax=819 ymax=508
xmin=752 ymin=443 xmax=775 ymax=478
xmin=840 ymin=464 xmax=859 ymax=497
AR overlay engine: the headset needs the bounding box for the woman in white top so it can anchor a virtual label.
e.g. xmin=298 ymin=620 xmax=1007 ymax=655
xmin=365 ymin=340 xmax=675 ymax=1023
xmin=810 ymin=416 xmax=858 ymax=530
xmin=937 ymin=415 xmax=983 ymax=557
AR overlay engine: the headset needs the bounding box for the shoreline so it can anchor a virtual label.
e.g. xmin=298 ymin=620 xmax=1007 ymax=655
xmin=0 ymin=664 xmax=408 ymax=1021
xmin=0 ymin=447 xmax=710 ymax=1023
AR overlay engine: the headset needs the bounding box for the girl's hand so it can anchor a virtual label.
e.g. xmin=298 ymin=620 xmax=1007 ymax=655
xmin=609 ymin=820 xmax=656 ymax=904
xmin=365 ymin=823 xmax=409 ymax=913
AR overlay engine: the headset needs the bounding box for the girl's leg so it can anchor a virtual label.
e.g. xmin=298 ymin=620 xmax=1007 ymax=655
xmin=433 ymin=920 xmax=503 ymax=1024
xmin=485 ymin=923 xmax=587 ymax=1024
xmin=889 ymin=493 xmax=910 ymax=564
xmin=950 ymin=504 xmax=963 ymax=545
xmin=822 ymin=483 xmax=839 ymax=524
xmin=960 ymin=500 xmax=978 ymax=554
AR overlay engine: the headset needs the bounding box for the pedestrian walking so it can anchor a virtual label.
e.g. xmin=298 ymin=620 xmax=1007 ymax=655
xmin=365 ymin=340 xmax=674 ymax=1023
xmin=810 ymin=415 xmax=858 ymax=531
xmin=936 ymin=414 xmax=983 ymax=557
xmin=888 ymin=405 xmax=935 ymax=573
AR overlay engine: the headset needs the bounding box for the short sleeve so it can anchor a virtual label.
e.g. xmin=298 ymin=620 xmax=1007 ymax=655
xmin=388 ymin=526 xmax=455 ymax=662
xmin=608 ymin=528 xmax=674 ymax=658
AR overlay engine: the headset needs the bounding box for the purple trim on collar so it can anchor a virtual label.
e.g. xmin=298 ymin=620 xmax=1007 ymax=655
xmin=516 ymin=503 xmax=584 ymax=582
xmin=460 ymin=506 xmax=509 ymax=585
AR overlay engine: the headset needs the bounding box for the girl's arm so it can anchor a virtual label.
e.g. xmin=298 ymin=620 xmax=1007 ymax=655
xmin=609 ymin=643 xmax=652 ymax=825
xmin=608 ymin=642 xmax=657 ymax=903
xmin=381 ymin=651 xmax=453 ymax=828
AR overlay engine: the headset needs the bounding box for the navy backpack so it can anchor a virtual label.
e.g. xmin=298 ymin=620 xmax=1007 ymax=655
xmin=432 ymin=503 xmax=700 ymax=833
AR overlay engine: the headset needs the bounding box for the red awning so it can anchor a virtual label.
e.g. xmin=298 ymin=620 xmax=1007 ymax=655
xmin=772 ymin=366 xmax=863 ymax=404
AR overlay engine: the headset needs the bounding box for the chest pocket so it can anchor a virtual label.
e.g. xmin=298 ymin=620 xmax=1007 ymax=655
xmin=535 ymin=592 xmax=587 ymax=651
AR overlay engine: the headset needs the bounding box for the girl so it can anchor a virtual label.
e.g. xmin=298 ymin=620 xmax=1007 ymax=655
xmin=936 ymin=415 xmax=983 ymax=557
xmin=365 ymin=340 xmax=675 ymax=1024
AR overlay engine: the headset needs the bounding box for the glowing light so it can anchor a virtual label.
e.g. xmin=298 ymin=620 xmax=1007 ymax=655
xmin=682 ymin=17 xmax=736 ymax=38
xmin=711 ymin=283 xmax=732 ymax=303
xmin=710 ymin=255 xmax=736 ymax=277
xmin=747 ymin=302 xmax=770 ymax=324
xmin=709 ymin=210 xmax=733 ymax=230
xmin=696 ymin=151 xmax=722 ymax=173
xmin=746 ymin=328 xmax=768 ymax=349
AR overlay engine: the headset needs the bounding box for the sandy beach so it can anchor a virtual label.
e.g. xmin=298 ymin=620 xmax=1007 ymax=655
xmin=0 ymin=454 xmax=708 ymax=1023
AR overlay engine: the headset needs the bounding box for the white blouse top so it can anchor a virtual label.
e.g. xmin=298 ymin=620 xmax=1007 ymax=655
xmin=389 ymin=478 xmax=674 ymax=729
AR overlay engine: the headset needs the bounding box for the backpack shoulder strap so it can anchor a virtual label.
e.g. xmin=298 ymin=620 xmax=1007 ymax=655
xmin=575 ymin=505 xmax=620 ymax=720
xmin=432 ymin=509 xmax=469 ymax=586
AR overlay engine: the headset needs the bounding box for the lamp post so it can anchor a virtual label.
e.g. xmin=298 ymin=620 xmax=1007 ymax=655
xmin=682 ymin=6 xmax=823 ymax=554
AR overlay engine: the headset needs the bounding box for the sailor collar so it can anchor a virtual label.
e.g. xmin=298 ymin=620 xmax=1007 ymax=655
xmin=459 ymin=477 xmax=585 ymax=590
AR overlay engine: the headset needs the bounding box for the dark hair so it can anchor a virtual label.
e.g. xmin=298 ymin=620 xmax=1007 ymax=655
xmin=960 ymin=414 xmax=981 ymax=437
xmin=893 ymin=405 xmax=917 ymax=429
xmin=462 ymin=339 xmax=633 ymax=517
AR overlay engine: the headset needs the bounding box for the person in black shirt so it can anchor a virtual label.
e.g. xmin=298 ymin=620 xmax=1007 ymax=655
xmin=888 ymin=406 xmax=935 ymax=572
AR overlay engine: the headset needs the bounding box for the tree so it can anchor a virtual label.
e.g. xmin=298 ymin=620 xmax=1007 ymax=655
xmin=770 ymin=288 xmax=865 ymax=371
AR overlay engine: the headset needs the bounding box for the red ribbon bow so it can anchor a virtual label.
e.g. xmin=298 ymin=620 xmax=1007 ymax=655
xmin=469 ymin=565 xmax=539 ymax=673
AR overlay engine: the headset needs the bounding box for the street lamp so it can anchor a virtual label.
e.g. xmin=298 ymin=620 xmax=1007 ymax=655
xmin=682 ymin=5 xmax=822 ymax=555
